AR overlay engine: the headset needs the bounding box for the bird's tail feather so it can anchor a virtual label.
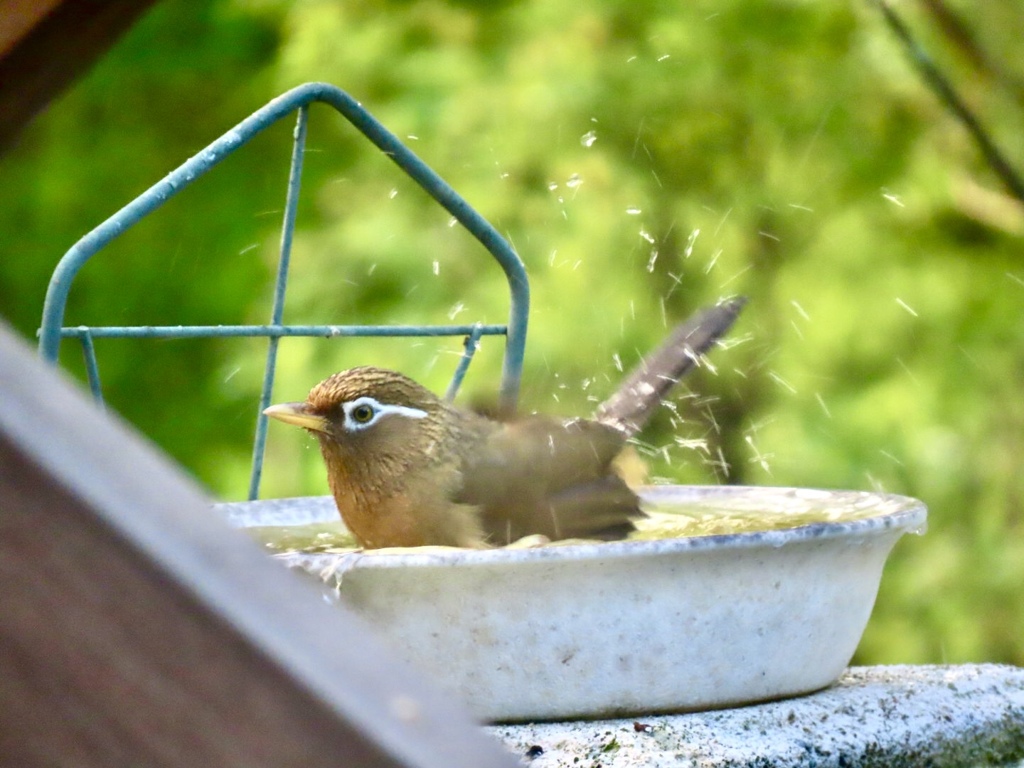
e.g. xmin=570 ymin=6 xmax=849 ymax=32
xmin=595 ymin=297 xmax=746 ymax=437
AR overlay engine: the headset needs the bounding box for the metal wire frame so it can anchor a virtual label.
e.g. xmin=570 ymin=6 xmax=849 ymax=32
xmin=38 ymin=82 xmax=530 ymax=500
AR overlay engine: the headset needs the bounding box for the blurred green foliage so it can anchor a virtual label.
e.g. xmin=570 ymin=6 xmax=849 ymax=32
xmin=1 ymin=0 xmax=1021 ymax=666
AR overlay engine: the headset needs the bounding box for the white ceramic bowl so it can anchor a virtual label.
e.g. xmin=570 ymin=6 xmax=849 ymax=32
xmin=219 ymin=486 xmax=926 ymax=722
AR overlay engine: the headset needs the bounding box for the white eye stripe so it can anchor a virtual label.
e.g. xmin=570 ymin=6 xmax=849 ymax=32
xmin=342 ymin=396 xmax=428 ymax=431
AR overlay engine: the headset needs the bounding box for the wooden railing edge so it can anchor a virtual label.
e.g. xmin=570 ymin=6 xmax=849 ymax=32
xmin=0 ymin=320 xmax=516 ymax=768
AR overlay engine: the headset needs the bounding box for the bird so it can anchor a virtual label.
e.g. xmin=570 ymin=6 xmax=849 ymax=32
xmin=264 ymin=297 xmax=745 ymax=549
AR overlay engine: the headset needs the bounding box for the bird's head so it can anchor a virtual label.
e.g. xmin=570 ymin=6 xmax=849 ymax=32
xmin=264 ymin=366 xmax=448 ymax=467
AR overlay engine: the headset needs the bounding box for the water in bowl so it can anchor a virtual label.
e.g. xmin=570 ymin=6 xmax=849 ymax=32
xmin=246 ymin=487 xmax=920 ymax=554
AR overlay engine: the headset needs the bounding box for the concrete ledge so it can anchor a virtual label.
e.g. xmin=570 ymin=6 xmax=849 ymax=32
xmin=490 ymin=664 xmax=1024 ymax=767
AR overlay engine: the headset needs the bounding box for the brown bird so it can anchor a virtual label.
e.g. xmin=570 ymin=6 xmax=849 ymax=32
xmin=264 ymin=298 xmax=745 ymax=549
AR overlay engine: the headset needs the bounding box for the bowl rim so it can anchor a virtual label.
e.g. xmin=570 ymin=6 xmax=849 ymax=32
xmin=220 ymin=485 xmax=927 ymax=570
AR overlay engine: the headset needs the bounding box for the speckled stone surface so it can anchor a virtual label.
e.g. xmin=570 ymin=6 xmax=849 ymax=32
xmin=489 ymin=664 xmax=1024 ymax=767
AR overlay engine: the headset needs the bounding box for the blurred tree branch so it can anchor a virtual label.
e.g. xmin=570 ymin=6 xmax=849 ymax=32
xmin=918 ymin=0 xmax=1024 ymax=103
xmin=873 ymin=0 xmax=1024 ymax=206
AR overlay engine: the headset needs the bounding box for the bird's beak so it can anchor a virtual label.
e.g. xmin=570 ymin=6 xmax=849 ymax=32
xmin=263 ymin=402 xmax=329 ymax=433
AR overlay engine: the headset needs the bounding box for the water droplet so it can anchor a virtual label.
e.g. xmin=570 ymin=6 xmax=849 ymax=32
xmin=768 ymin=371 xmax=797 ymax=394
xmin=646 ymin=250 xmax=659 ymax=272
xmin=547 ymin=182 xmax=559 ymax=191
xmin=432 ymin=260 xmax=440 ymax=276
xmin=744 ymin=435 xmax=774 ymax=474
xmin=881 ymin=188 xmax=905 ymax=207
xmin=580 ymin=130 xmax=597 ymax=148
xmin=388 ymin=189 xmax=398 ymax=199
xmin=790 ymin=300 xmax=810 ymax=321
xmin=895 ymin=297 xmax=918 ymax=317
xmin=704 ymin=248 xmax=722 ymax=274
xmin=625 ymin=207 xmax=642 ymax=216
xmin=815 ymin=393 xmax=832 ymax=418
xmin=566 ymin=174 xmax=583 ymax=189
xmin=683 ymin=228 xmax=700 ymax=257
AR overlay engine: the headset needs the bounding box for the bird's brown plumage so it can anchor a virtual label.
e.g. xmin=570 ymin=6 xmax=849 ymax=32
xmin=265 ymin=297 xmax=745 ymax=548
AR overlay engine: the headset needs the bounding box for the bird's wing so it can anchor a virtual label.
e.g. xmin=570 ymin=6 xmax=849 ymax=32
xmin=453 ymin=416 xmax=642 ymax=544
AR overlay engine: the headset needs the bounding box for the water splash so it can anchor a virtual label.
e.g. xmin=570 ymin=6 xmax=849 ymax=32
xmin=895 ymin=298 xmax=918 ymax=317
xmin=646 ymin=250 xmax=659 ymax=273
xmin=879 ymin=450 xmax=904 ymax=466
xmin=745 ymin=434 xmax=773 ymax=475
xmin=881 ymin=188 xmax=905 ymax=207
xmin=815 ymin=393 xmax=832 ymax=418
xmin=704 ymin=248 xmax=722 ymax=274
xmin=768 ymin=371 xmax=797 ymax=394
xmin=664 ymin=272 xmax=683 ymax=299
xmin=683 ymin=228 xmax=700 ymax=258
xmin=895 ymin=357 xmax=921 ymax=387
xmin=674 ymin=436 xmax=710 ymax=455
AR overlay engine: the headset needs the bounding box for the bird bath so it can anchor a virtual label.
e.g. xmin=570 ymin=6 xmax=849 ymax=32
xmin=217 ymin=485 xmax=926 ymax=722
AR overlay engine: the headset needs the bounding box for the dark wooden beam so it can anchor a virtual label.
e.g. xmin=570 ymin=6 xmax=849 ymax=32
xmin=0 ymin=321 xmax=516 ymax=768
xmin=0 ymin=0 xmax=161 ymax=152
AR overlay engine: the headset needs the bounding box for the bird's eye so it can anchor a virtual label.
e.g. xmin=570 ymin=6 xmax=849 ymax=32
xmin=350 ymin=403 xmax=375 ymax=424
